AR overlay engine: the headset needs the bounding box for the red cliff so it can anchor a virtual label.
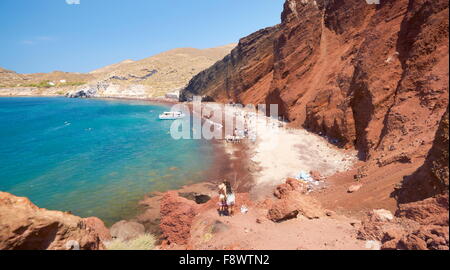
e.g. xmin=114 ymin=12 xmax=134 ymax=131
xmin=181 ymin=0 xmax=449 ymax=163
xmin=0 ymin=192 xmax=107 ymax=250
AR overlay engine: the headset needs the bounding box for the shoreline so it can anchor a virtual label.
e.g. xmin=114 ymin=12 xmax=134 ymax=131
xmin=132 ymin=101 xmax=359 ymax=238
xmin=1 ymin=95 xmax=358 ymax=240
xmin=0 ymin=94 xmax=180 ymax=106
xmin=194 ymin=102 xmax=358 ymax=197
xmin=0 ymin=95 xmax=226 ymax=229
xmin=0 ymin=94 xmax=63 ymax=98
xmin=132 ymin=108 xmax=258 ymax=236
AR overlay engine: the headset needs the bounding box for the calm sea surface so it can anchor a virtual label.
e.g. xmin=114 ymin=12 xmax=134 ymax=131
xmin=0 ymin=97 xmax=213 ymax=225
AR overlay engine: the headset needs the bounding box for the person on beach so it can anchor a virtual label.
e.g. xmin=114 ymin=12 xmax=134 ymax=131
xmin=218 ymin=182 xmax=227 ymax=216
xmin=224 ymin=181 xmax=236 ymax=216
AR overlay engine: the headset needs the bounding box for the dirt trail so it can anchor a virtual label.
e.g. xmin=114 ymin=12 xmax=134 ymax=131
xmin=189 ymin=203 xmax=367 ymax=250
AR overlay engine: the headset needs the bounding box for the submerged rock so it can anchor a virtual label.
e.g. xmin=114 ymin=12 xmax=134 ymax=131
xmin=179 ymin=192 xmax=211 ymax=204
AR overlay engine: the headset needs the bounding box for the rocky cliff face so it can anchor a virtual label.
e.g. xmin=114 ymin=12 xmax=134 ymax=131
xmin=89 ymin=45 xmax=236 ymax=98
xmin=358 ymin=194 xmax=448 ymax=250
xmin=180 ymin=27 xmax=280 ymax=103
xmin=181 ymin=0 xmax=449 ymax=163
xmin=395 ymin=108 xmax=449 ymax=203
xmin=159 ymin=191 xmax=199 ymax=246
xmin=1 ymin=45 xmax=235 ymax=98
xmin=0 ymin=192 xmax=107 ymax=250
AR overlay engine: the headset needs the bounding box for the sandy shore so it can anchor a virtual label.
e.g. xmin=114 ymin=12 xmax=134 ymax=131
xmin=135 ymin=138 xmax=254 ymax=235
xmin=249 ymin=117 xmax=356 ymax=198
xmin=137 ymin=101 xmax=358 ymax=201
xmin=10 ymin=96 xmax=358 ymax=239
xmin=197 ymin=103 xmax=357 ymax=198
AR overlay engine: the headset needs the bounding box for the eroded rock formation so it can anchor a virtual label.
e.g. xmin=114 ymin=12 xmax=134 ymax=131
xmin=181 ymin=0 xmax=449 ymax=162
xmin=395 ymin=108 xmax=449 ymax=203
xmin=0 ymin=192 xmax=107 ymax=250
xmin=180 ymin=0 xmax=449 ymax=250
xmin=358 ymin=194 xmax=449 ymax=250
xmin=268 ymin=178 xmax=324 ymax=222
xmin=159 ymin=191 xmax=199 ymax=246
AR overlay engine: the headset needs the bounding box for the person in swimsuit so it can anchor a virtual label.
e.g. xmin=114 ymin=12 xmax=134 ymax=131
xmin=218 ymin=182 xmax=227 ymax=216
xmin=224 ymin=181 xmax=235 ymax=216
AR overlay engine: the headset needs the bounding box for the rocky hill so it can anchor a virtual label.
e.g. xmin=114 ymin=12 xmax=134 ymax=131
xmin=0 ymin=44 xmax=235 ymax=98
xmin=0 ymin=192 xmax=109 ymax=250
xmin=396 ymin=108 xmax=449 ymax=203
xmin=181 ymin=0 xmax=449 ymax=163
xmin=1 ymin=0 xmax=447 ymax=250
xmin=0 ymin=68 xmax=94 ymax=96
xmin=180 ymin=0 xmax=449 ymax=249
xmin=81 ymin=44 xmax=236 ymax=98
xmin=0 ymin=67 xmax=94 ymax=87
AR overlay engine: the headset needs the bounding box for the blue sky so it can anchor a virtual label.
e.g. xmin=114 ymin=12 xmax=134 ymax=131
xmin=0 ymin=0 xmax=285 ymax=74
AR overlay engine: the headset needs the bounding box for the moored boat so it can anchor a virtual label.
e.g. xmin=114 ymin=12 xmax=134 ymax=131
xmin=159 ymin=111 xmax=185 ymax=120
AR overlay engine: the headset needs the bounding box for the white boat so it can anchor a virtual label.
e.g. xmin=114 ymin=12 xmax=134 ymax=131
xmin=159 ymin=111 xmax=186 ymax=120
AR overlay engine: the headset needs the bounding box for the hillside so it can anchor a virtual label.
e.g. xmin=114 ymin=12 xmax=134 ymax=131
xmin=0 ymin=44 xmax=235 ymax=98
xmin=0 ymin=0 xmax=448 ymax=251
xmin=0 ymin=192 xmax=108 ymax=250
xmin=181 ymin=0 xmax=449 ymax=164
xmin=179 ymin=0 xmax=449 ymax=249
xmin=0 ymin=68 xmax=94 ymax=88
xmin=82 ymin=44 xmax=236 ymax=98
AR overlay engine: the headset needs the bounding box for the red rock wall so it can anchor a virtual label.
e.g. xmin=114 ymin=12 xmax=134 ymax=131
xmin=180 ymin=26 xmax=280 ymax=103
xmin=181 ymin=0 xmax=449 ymax=162
xmin=159 ymin=191 xmax=199 ymax=246
xmin=0 ymin=192 xmax=106 ymax=250
xmin=395 ymin=107 xmax=449 ymax=203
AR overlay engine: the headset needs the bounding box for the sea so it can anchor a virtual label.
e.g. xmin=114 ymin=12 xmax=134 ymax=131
xmin=0 ymin=97 xmax=214 ymax=225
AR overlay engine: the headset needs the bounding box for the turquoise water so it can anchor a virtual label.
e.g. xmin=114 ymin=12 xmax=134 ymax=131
xmin=0 ymin=97 xmax=213 ymax=225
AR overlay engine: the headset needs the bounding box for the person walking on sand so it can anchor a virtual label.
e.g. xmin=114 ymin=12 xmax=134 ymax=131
xmin=224 ymin=181 xmax=236 ymax=216
xmin=218 ymin=182 xmax=227 ymax=216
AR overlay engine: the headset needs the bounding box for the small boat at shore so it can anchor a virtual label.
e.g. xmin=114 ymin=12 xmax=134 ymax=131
xmin=159 ymin=111 xmax=185 ymax=120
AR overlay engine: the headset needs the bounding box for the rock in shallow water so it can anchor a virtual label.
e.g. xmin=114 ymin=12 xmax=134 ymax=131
xmin=179 ymin=192 xmax=211 ymax=204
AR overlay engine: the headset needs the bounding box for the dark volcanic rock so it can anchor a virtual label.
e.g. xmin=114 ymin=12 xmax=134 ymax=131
xmin=179 ymin=192 xmax=211 ymax=204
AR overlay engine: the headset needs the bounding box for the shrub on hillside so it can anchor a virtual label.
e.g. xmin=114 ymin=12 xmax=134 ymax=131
xmin=105 ymin=234 xmax=156 ymax=250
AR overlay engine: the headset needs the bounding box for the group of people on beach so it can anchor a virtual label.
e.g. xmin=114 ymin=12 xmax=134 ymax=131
xmin=218 ymin=181 xmax=235 ymax=216
xmin=225 ymin=110 xmax=258 ymax=143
